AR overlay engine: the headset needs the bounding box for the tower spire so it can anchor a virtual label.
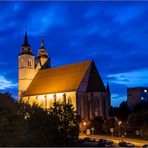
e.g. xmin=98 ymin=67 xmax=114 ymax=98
xmin=106 ymin=80 xmax=111 ymax=96
xmin=38 ymin=34 xmax=48 ymax=57
xmin=41 ymin=34 xmax=44 ymax=49
xmin=20 ymin=31 xmax=32 ymax=54
xmin=24 ymin=31 xmax=28 ymax=45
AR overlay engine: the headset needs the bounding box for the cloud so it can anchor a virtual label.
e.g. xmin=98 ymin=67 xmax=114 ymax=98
xmin=0 ymin=1 xmax=148 ymax=106
xmin=0 ymin=75 xmax=17 ymax=90
xmin=26 ymin=4 xmax=68 ymax=36
xmin=108 ymin=68 xmax=148 ymax=87
xmin=111 ymin=93 xmax=126 ymax=107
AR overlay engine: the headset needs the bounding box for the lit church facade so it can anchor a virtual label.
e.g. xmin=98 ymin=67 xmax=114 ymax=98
xmin=18 ymin=32 xmax=111 ymax=121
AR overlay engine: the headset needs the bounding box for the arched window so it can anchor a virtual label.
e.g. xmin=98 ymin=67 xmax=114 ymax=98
xmin=28 ymin=59 xmax=32 ymax=67
xmin=68 ymin=96 xmax=72 ymax=104
xmin=53 ymin=94 xmax=56 ymax=103
xmin=20 ymin=58 xmax=24 ymax=67
xmin=63 ymin=93 xmax=66 ymax=104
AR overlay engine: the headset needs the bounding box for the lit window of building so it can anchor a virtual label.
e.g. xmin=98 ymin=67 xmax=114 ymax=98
xmin=144 ymin=89 xmax=147 ymax=93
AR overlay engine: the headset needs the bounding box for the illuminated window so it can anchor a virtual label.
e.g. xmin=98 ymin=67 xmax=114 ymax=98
xmin=144 ymin=89 xmax=147 ymax=93
xmin=68 ymin=96 xmax=72 ymax=104
xmin=53 ymin=94 xmax=56 ymax=103
xmin=141 ymin=97 xmax=144 ymax=100
xmin=58 ymin=98 xmax=62 ymax=103
xmin=63 ymin=94 xmax=66 ymax=104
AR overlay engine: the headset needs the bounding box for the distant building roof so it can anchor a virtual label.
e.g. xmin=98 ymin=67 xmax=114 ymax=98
xmin=24 ymin=60 xmax=93 ymax=96
xmin=127 ymin=87 xmax=148 ymax=90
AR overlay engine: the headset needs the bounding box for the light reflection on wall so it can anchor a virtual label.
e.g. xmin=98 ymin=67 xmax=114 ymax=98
xmin=23 ymin=91 xmax=76 ymax=110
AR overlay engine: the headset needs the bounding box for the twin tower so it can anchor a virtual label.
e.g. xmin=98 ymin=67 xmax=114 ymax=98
xmin=18 ymin=32 xmax=50 ymax=100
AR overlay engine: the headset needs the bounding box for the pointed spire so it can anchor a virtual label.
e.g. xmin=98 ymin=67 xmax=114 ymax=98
xmin=24 ymin=31 xmax=28 ymax=45
xmin=41 ymin=34 xmax=44 ymax=49
xmin=106 ymin=80 xmax=111 ymax=96
xmin=38 ymin=34 xmax=48 ymax=58
xmin=20 ymin=31 xmax=32 ymax=54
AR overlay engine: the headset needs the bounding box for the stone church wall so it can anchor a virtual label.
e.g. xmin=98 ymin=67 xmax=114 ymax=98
xmin=22 ymin=91 xmax=76 ymax=109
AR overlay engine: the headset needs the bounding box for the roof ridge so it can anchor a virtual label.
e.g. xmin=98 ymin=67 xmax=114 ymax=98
xmin=40 ymin=60 xmax=93 ymax=72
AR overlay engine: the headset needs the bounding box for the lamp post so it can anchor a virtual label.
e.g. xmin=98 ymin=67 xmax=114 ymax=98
xmin=83 ymin=121 xmax=86 ymax=126
xmin=118 ymin=121 xmax=122 ymax=137
xmin=83 ymin=121 xmax=87 ymax=134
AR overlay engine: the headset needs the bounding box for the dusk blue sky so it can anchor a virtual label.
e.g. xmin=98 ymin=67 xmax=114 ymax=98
xmin=0 ymin=1 xmax=148 ymax=106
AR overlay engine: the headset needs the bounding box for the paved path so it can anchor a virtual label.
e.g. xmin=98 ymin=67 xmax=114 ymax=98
xmin=80 ymin=134 xmax=148 ymax=147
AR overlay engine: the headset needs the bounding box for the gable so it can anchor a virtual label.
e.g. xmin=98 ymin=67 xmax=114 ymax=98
xmin=78 ymin=61 xmax=106 ymax=92
xmin=86 ymin=61 xmax=106 ymax=92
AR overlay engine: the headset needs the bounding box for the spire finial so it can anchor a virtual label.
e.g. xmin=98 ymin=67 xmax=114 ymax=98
xmin=41 ymin=33 xmax=44 ymax=48
xmin=24 ymin=31 xmax=28 ymax=45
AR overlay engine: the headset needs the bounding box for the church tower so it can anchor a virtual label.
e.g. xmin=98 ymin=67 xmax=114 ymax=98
xmin=18 ymin=32 xmax=35 ymax=101
xmin=35 ymin=35 xmax=51 ymax=70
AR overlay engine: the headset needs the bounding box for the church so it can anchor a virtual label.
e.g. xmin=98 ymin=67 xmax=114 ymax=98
xmin=18 ymin=32 xmax=111 ymax=121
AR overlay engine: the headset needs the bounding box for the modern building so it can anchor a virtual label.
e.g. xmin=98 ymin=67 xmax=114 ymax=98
xmin=18 ymin=32 xmax=111 ymax=121
xmin=127 ymin=87 xmax=148 ymax=109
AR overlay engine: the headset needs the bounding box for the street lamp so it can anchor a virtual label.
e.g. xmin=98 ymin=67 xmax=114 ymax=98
xmin=83 ymin=121 xmax=87 ymax=126
xmin=118 ymin=121 xmax=122 ymax=137
xmin=82 ymin=121 xmax=87 ymax=134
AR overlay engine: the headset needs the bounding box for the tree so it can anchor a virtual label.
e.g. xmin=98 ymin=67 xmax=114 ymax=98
xmin=48 ymin=102 xmax=80 ymax=146
xmin=0 ymin=93 xmax=80 ymax=146
xmin=140 ymin=111 xmax=148 ymax=139
xmin=110 ymin=101 xmax=130 ymax=121
xmin=103 ymin=117 xmax=117 ymax=135
xmin=90 ymin=117 xmax=104 ymax=134
xmin=118 ymin=101 xmax=130 ymax=121
xmin=0 ymin=93 xmax=27 ymax=146
xmin=18 ymin=102 xmax=80 ymax=146
xmin=127 ymin=103 xmax=148 ymax=139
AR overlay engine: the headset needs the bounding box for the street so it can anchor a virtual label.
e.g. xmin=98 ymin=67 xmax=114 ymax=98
xmin=80 ymin=134 xmax=148 ymax=147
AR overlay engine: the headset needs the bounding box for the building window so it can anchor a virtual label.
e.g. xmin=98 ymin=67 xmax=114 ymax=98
xmin=53 ymin=94 xmax=56 ymax=103
xmin=28 ymin=59 xmax=32 ymax=67
xmin=63 ymin=93 xmax=66 ymax=104
xmin=68 ymin=96 xmax=72 ymax=104
xmin=20 ymin=58 xmax=25 ymax=67
xmin=144 ymin=89 xmax=147 ymax=93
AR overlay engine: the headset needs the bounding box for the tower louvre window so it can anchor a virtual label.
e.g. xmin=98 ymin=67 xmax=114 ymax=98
xmin=28 ymin=60 xmax=32 ymax=67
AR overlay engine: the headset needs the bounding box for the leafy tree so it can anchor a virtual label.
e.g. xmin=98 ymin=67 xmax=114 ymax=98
xmin=0 ymin=92 xmax=80 ymax=146
xmin=90 ymin=117 xmax=104 ymax=134
xmin=140 ymin=111 xmax=148 ymax=139
xmin=110 ymin=101 xmax=130 ymax=121
xmin=0 ymin=93 xmax=27 ymax=146
xmin=127 ymin=103 xmax=148 ymax=139
xmin=48 ymin=102 xmax=80 ymax=146
xmin=103 ymin=117 xmax=117 ymax=135
xmin=18 ymin=102 xmax=80 ymax=146
xmin=118 ymin=101 xmax=130 ymax=121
